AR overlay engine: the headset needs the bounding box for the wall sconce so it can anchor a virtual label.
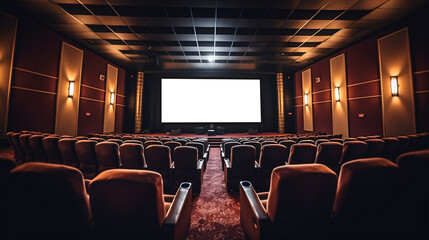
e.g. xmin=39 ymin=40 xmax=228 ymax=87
xmin=334 ymin=87 xmax=340 ymax=102
xmin=110 ymin=92 xmax=115 ymax=105
xmin=68 ymin=81 xmax=75 ymax=97
xmin=304 ymin=93 xmax=309 ymax=106
xmin=390 ymin=76 xmax=399 ymax=96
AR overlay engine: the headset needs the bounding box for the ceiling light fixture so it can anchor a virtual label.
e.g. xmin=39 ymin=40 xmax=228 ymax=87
xmin=208 ymin=56 xmax=215 ymax=62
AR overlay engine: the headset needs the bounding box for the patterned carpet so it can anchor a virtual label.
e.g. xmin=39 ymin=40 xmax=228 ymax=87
xmin=187 ymin=148 xmax=245 ymax=240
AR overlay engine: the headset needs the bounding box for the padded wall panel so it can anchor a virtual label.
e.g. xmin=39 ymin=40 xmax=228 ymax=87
xmin=346 ymin=36 xmax=380 ymax=85
xmin=330 ymin=53 xmax=349 ymax=138
xmin=311 ymin=58 xmax=331 ymax=92
xmin=415 ymin=93 xmax=429 ymax=132
xmin=12 ymin=70 xmax=57 ymax=93
xmin=378 ymin=28 xmax=416 ymax=137
xmin=295 ymin=106 xmax=304 ymax=134
xmin=313 ymin=103 xmax=332 ymax=135
xmin=117 ymin=68 xmax=126 ymax=95
xmin=103 ymin=64 xmax=117 ymax=133
xmin=115 ymin=105 xmax=124 ymax=133
xmin=80 ymin=85 xmax=105 ymax=101
xmin=81 ymin=50 xmax=107 ymax=90
xmin=8 ymin=89 xmax=55 ymax=133
xmin=313 ymin=91 xmax=331 ymax=102
xmin=116 ymin=96 xmax=125 ymax=105
xmin=414 ymin=72 xmax=429 ymax=92
xmin=348 ymin=98 xmax=383 ymax=137
xmin=347 ymin=81 xmax=381 ymax=98
xmin=0 ymin=12 xmax=17 ymax=138
xmin=77 ymin=99 xmax=104 ymax=136
xmin=302 ymin=68 xmax=313 ymax=132
xmin=55 ymin=42 xmax=83 ymax=136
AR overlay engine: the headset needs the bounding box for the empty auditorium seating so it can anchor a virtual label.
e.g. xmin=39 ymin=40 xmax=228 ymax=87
xmin=76 ymin=140 xmax=98 ymax=179
xmin=19 ymin=133 xmax=34 ymax=162
xmin=1 ymin=162 xmax=91 ymax=239
xmin=396 ymin=136 xmax=410 ymax=157
xmin=332 ymin=158 xmax=401 ymax=239
xmin=382 ymin=137 xmax=400 ymax=161
xmin=364 ymin=138 xmax=385 ymax=157
xmin=95 ymin=141 xmax=121 ymax=173
xmin=120 ymin=143 xmax=146 ymax=169
xmin=243 ymin=141 xmax=261 ymax=162
xmin=106 ymin=138 xmax=123 ymax=145
xmin=261 ymin=140 xmax=277 ymax=146
xmin=339 ymin=141 xmax=367 ymax=165
xmin=145 ymin=145 xmax=172 ymax=192
xmin=315 ymin=142 xmax=343 ymax=174
xmin=58 ymin=138 xmax=80 ymax=168
xmin=315 ymin=139 xmax=329 ymax=146
xmin=42 ymin=136 xmax=62 ymax=164
xmin=89 ymin=170 xmax=192 ymax=240
xmin=257 ymin=144 xmax=288 ymax=191
xmin=186 ymin=142 xmax=207 ymax=169
xmin=172 ymin=146 xmax=204 ymax=193
xmin=10 ymin=132 xmax=24 ymax=163
xmin=299 ymin=139 xmax=315 ymax=144
xmin=28 ymin=134 xmax=47 ymax=162
xmin=88 ymin=137 xmax=105 ymax=143
xmin=224 ymin=145 xmax=256 ymax=191
xmin=239 ymin=164 xmax=337 ymax=240
xmin=221 ymin=141 xmax=240 ymax=170
xmin=164 ymin=141 xmax=181 ymax=162
xmin=287 ymin=143 xmax=317 ymax=164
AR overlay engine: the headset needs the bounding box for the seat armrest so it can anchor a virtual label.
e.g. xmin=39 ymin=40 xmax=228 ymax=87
xmin=239 ymin=181 xmax=272 ymax=240
xmin=162 ymin=182 xmax=192 ymax=240
xmin=221 ymin=151 xmax=225 ymax=158
xmin=255 ymin=161 xmax=260 ymax=168
xmin=203 ymin=152 xmax=208 ymax=159
xmin=224 ymin=158 xmax=232 ymax=169
xmin=197 ymin=159 xmax=204 ymax=171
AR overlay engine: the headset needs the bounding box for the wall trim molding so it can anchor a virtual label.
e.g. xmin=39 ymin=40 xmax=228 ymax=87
xmin=80 ymin=96 xmax=104 ymax=103
xmin=313 ymin=100 xmax=331 ymax=104
xmin=348 ymin=95 xmax=381 ymax=101
xmin=12 ymin=86 xmax=57 ymax=95
xmin=294 ymin=95 xmax=303 ymax=98
xmin=116 ymin=103 xmax=125 ymax=107
xmin=81 ymin=84 xmax=105 ymax=92
xmin=117 ymin=93 xmax=125 ymax=98
xmin=415 ymin=90 xmax=429 ymax=94
xmin=312 ymin=89 xmax=331 ymax=94
xmin=347 ymin=79 xmax=380 ymax=87
xmin=14 ymin=67 xmax=58 ymax=79
xmin=414 ymin=69 xmax=429 ymax=75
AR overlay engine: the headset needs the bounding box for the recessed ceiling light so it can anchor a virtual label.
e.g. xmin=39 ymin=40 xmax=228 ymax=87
xmin=208 ymin=56 xmax=215 ymax=62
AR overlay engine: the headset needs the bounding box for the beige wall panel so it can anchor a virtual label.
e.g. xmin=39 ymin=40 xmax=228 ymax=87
xmin=0 ymin=12 xmax=17 ymax=138
xmin=55 ymin=42 xmax=83 ymax=136
xmin=330 ymin=53 xmax=349 ymax=138
xmin=378 ymin=28 xmax=415 ymax=137
xmin=103 ymin=64 xmax=117 ymax=133
xmin=302 ymin=68 xmax=313 ymax=132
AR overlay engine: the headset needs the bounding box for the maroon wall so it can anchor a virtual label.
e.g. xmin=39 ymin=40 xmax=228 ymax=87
xmin=8 ymin=17 xmax=128 ymax=135
xmin=293 ymin=5 xmax=429 ymax=136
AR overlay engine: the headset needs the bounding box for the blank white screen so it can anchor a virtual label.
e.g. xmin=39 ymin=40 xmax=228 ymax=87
xmin=161 ymin=78 xmax=261 ymax=123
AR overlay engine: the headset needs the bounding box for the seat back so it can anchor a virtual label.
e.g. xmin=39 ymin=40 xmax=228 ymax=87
xmin=2 ymin=162 xmax=91 ymax=239
xmin=58 ymin=138 xmax=80 ymax=168
xmin=175 ymin=139 xmax=188 ymax=146
xmin=28 ymin=135 xmax=47 ymax=162
xmin=96 ymin=142 xmax=121 ymax=173
xmin=365 ymin=139 xmax=385 ymax=157
xmin=299 ymin=139 xmax=315 ymax=145
xmin=339 ymin=141 xmax=367 ymax=165
xmin=381 ymin=137 xmax=399 ymax=161
xmin=42 ymin=136 xmax=62 ymax=164
xmin=288 ymin=143 xmax=317 ymax=164
xmin=164 ymin=141 xmax=181 ymax=162
xmin=19 ymin=133 xmax=34 ymax=162
xmin=145 ymin=145 xmax=171 ymax=181
xmin=261 ymin=140 xmax=277 ymax=146
xmin=407 ymin=135 xmax=420 ymax=152
xmin=315 ymin=142 xmax=343 ymax=174
xmin=174 ymin=146 xmax=199 ymax=191
xmin=259 ymin=144 xmax=288 ymax=173
xmin=10 ymin=132 xmax=24 ymax=163
xmin=333 ymin=158 xmax=401 ymax=238
xmin=121 ymin=136 xmax=134 ymax=141
xmin=88 ymin=137 xmax=105 ymax=143
xmin=76 ymin=140 xmax=98 ymax=179
xmin=396 ymin=136 xmax=410 ymax=156
xmin=120 ymin=143 xmax=145 ymax=169
xmin=89 ymin=169 xmax=166 ymax=239
xmin=267 ymin=164 xmax=337 ymax=239
xmin=243 ymin=141 xmax=261 ymax=161
xmin=144 ymin=140 xmax=163 ymax=154
xmin=186 ymin=142 xmax=204 ymax=159
xmin=106 ymin=138 xmax=123 ymax=145
xmin=279 ymin=140 xmax=296 ymax=158
xmin=224 ymin=141 xmax=241 ymax=159
xmin=315 ymin=139 xmax=329 ymax=146
xmin=231 ymin=145 xmax=256 ymax=181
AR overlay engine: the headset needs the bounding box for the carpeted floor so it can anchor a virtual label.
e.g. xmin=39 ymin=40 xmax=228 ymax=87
xmin=187 ymin=148 xmax=245 ymax=240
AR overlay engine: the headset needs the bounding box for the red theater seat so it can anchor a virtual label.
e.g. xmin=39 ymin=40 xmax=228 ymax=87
xmin=28 ymin=134 xmax=47 ymax=162
xmin=120 ymin=143 xmax=146 ymax=169
xmin=172 ymin=146 xmax=204 ymax=193
xmin=287 ymin=143 xmax=317 ymax=164
xmin=58 ymin=138 xmax=80 ymax=168
xmin=257 ymin=144 xmax=288 ymax=191
xmin=19 ymin=133 xmax=34 ymax=162
xmin=76 ymin=140 xmax=98 ymax=179
xmin=96 ymin=141 xmax=121 ymax=173
xmin=339 ymin=141 xmax=367 ymax=165
xmin=315 ymin=142 xmax=343 ymax=174
xmin=42 ymin=136 xmax=62 ymax=164
xmin=145 ymin=145 xmax=173 ymax=192
xmin=364 ymin=138 xmax=385 ymax=158
xmin=164 ymin=141 xmax=181 ymax=162
xmin=224 ymin=145 xmax=257 ymax=191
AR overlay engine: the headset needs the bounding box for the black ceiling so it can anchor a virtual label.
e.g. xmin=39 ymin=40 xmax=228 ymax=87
xmin=9 ymin=0 xmax=429 ymax=72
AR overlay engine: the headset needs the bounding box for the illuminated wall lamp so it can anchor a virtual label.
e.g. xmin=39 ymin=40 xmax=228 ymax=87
xmin=304 ymin=93 xmax=309 ymax=106
xmin=390 ymin=76 xmax=399 ymax=96
xmin=334 ymin=87 xmax=340 ymax=102
xmin=110 ymin=92 xmax=115 ymax=105
xmin=68 ymin=81 xmax=75 ymax=98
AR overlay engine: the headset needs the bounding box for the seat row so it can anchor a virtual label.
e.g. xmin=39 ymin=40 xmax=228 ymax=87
xmin=221 ymin=134 xmax=429 ymax=191
xmin=239 ymin=150 xmax=429 ymax=240
xmin=6 ymin=131 xmax=208 ymax=193
xmin=0 ymin=160 xmax=192 ymax=240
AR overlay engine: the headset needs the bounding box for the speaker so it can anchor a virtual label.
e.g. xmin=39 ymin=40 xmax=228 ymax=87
xmin=195 ymin=127 xmax=204 ymax=135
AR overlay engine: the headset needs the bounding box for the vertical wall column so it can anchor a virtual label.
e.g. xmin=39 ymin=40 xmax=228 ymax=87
xmin=330 ymin=54 xmax=349 ymax=138
xmin=302 ymin=69 xmax=313 ymax=132
xmin=55 ymin=42 xmax=83 ymax=136
xmin=378 ymin=28 xmax=416 ymax=137
xmin=103 ymin=64 xmax=118 ymax=133
xmin=0 ymin=12 xmax=17 ymax=139
xmin=277 ymin=73 xmax=285 ymax=133
xmin=134 ymin=72 xmax=144 ymax=133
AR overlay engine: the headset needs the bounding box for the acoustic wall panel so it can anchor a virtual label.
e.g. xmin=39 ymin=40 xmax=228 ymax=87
xmin=330 ymin=54 xmax=349 ymax=138
xmin=378 ymin=28 xmax=416 ymax=137
xmin=302 ymin=68 xmax=313 ymax=132
xmin=277 ymin=73 xmax=285 ymax=133
xmin=103 ymin=64 xmax=118 ymax=133
xmin=55 ymin=42 xmax=83 ymax=136
xmin=0 ymin=12 xmax=17 ymax=139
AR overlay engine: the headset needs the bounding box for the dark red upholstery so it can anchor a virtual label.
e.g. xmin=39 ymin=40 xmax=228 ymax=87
xmin=164 ymin=141 xmax=181 ymax=162
xmin=329 ymin=138 xmax=343 ymax=143
xmin=145 ymin=145 xmax=172 ymax=192
xmin=257 ymin=144 xmax=288 ymax=191
xmin=239 ymin=164 xmax=337 ymax=240
xmin=244 ymin=141 xmax=262 ymax=162
xmin=315 ymin=139 xmax=329 ymax=146
xmin=382 ymin=137 xmax=400 ymax=161
xmin=88 ymin=137 xmax=105 ymax=143
xmin=120 ymin=143 xmax=145 ymax=169
xmin=339 ymin=141 xmax=367 ymax=165
xmin=28 ymin=135 xmax=47 ymax=162
xmin=396 ymin=136 xmax=410 ymax=157
xmin=58 ymin=138 xmax=80 ymax=168
xmin=299 ymin=139 xmax=315 ymax=144
xmin=1 ymin=162 xmax=91 ymax=239
xmin=315 ymin=142 xmax=343 ymax=174
xmin=19 ymin=133 xmax=34 ymax=162
xmin=224 ymin=145 xmax=256 ymax=191
xmin=222 ymin=141 xmax=241 ymax=170
xmin=10 ymin=132 xmax=24 ymax=163
xmin=333 ymin=158 xmax=401 ymax=239
xmin=96 ymin=142 xmax=121 ymax=173
xmin=106 ymin=138 xmax=123 ymax=145
xmin=364 ymin=139 xmax=385 ymax=158
xmin=42 ymin=136 xmax=62 ymax=164
xmin=89 ymin=169 xmax=192 ymax=240
xmin=407 ymin=135 xmax=420 ymax=152
xmin=287 ymin=143 xmax=317 ymax=164
xmin=261 ymin=140 xmax=277 ymax=146
xmin=173 ymin=146 xmax=204 ymax=193
xmin=76 ymin=140 xmax=98 ymax=179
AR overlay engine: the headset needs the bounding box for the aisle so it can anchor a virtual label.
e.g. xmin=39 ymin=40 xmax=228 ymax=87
xmin=187 ymin=148 xmax=245 ymax=239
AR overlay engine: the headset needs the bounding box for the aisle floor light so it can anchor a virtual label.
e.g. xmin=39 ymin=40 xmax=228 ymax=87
xmin=68 ymin=81 xmax=74 ymax=97
xmin=335 ymin=87 xmax=340 ymax=102
xmin=110 ymin=92 xmax=115 ymax=105
xmin=304 ymin=93 xmax=309 ymax=106
xmin=390 ymin=76 xmax=399 ymax=96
